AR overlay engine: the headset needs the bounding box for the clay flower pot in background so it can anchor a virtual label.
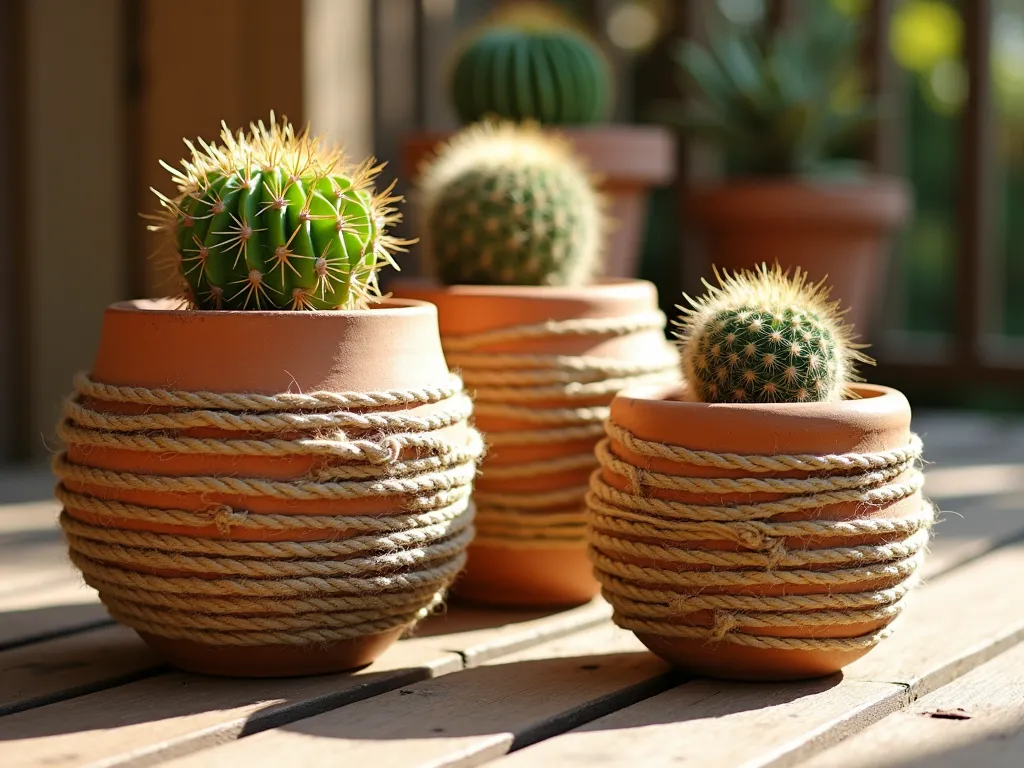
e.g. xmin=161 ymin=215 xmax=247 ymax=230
xmin=402 ymin=121 xmax=677 ymax=607
xmin=591 ymin=382 xmax=928 ymax=680
xmin=395 ymin=279 xmax=676 ymax=607
xmin=404 ymin=126 xmax=675 ymax=278
xmin=52 ymin=117 xmax=482 ymax=677
xmin=687 ymin=178 xmax=910 ymax=337
xmin=667 ymin=3 xmax=911 ymax=339
xmin=404 ymin=3 xmax=675 ymax=279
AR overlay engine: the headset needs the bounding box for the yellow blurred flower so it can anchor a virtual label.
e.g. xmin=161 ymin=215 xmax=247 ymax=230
xmin=890 ymin=0 xmax=962 ymax=73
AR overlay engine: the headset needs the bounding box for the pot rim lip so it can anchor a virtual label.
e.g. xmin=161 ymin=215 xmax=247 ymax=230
xmin=688 ymin=175 xmax=908 ymax=197
xmin=615 ymin=382 xmax=907 ymax=415
xmin=391 ymin=276 xmax=655 ymax=299
xmin=103 ymin=297 xmax=437 ymax=319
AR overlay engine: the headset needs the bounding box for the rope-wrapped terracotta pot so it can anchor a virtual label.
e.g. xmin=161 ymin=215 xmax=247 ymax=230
xmin=587 ymin=382 xmax=932 ymax=680
xmin=54 ymin=298 xmax=482 ymax=677
xmin=394 ymin=279 xmax=678 ymax=607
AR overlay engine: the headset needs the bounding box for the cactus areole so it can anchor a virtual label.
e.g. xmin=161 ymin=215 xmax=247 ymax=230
xmin=674 ymin=264 xmax=873 ymax=404
xmin=150 ymin=115 xmax=408 ymax=311
xmin=418 ymin=121 xmax=604 ymax=287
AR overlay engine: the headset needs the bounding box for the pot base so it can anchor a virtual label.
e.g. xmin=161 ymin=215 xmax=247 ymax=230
xmin=450 ymin=545 xmax=599 ymax=608
xmin=138 ymin=628 xmax=405 ymax=678
xmin=635 ymin=633 xmax=869 ymax=682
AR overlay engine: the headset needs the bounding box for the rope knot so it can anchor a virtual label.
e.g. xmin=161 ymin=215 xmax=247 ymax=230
xmin=765 ymin=538 xmax=788 ymax=570
xmin=207 ymin=505 xmax=245 ymax=535
xmin=710 ymin=611 xmax=740 ymax=641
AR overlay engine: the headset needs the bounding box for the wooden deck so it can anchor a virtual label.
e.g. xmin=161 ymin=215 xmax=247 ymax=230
xmin=1 ymin=411 xmax=1023 ymax=768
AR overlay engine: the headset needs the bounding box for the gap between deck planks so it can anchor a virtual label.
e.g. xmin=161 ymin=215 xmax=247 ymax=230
xmin=799 ymin=641 xmax=1024 ymax=768
xmin=28 ymin=537 xmax=1017 ymax=768
xmin=0 ymin=599 xmax=612 ymax=768
xmin=486 ymin=540 xmax=1024 ymax=768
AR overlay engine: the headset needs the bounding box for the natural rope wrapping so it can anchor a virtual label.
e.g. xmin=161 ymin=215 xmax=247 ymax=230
xmin=56 ymin=373 xmax=483 ymax=647
xmin=587 ymin=421 xmax=934 ymax=652
xmin=444 ymin=312 xmax=678 ymax=548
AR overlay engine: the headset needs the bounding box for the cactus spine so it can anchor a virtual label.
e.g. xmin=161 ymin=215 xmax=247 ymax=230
xmin=150 ymin=115 xmax=408 ymax=311
xmin=418 ymin=121 xmax=603 ymax=287
xmin=674 ymin=265 xmax=872 ymax=403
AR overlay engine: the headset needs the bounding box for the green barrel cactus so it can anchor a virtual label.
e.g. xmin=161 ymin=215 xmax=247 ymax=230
xmin=149 ymin=115 xmax=408 ymax=310
xmin=450 ymin=9 xmax=610 ymax=125
xmin=674 ymin=265 xmax=872 ymax=403
xmin=418 ymin=121 xmax=604 ymax=287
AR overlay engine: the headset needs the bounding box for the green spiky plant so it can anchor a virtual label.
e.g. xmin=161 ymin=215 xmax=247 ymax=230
xmin=149 ymin=115 xmax=409 ymax=310
xmin=674 ymin=264 xmax=873 ymax=403
xmin=449 ymin=3 xmax=610 ymax=125
xmin=670 ymin=3 xmax=872 ymax=176
xmin=418 ymin=121 xmax=604 ymax=287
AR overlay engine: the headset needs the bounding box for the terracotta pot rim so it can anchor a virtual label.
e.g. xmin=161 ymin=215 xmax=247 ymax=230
xmin=390 ymin=276 xmax=654 ymax=300
xmin=104 ymin=297 xmax=437 ymax=319
xmin=686 ymin=176 xmax=911 ymax=228
xmin=404 ymin=126 xmax=675 ymax=185
xmin=617 ymin=382 xmax=905 ymax=415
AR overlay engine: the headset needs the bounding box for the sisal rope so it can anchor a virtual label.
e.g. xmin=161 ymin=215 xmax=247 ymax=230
xmin=587 ymin=420 xmax=934 ymax=652
xmin=444 ymin=312 xmax=678 ymax=549
xmin=56 ymin=373 xmax=483 ymax=647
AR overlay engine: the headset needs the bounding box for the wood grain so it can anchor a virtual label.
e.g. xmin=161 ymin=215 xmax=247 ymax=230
xmin=801 ymin=642 xmax=1024 ymax=768
xmin=482 ymin=543 xmax=1024 ymax=768
xmin=0 ymin=624 xmax=162 ymax=716
xmin=846 ymin=542 xmax=1024 ymax=694
xmin=157 ymin=625 xmax=674 ymax=768
xmin=0 ymin=602 xmax=611 ymax=768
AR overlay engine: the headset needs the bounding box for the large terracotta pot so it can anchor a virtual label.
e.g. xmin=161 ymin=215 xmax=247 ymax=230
xmin=589 ymin=382 xmax=930 ymax=681
xmin=54 ymin=299 xmax=480 ymax=677
xmin=403 ymin=126 xmax=675 ymax=279
xmin=392 ymin=278 xmax=678 ymax=607
xmin=686 ymin=178 xmax=911 ymax=339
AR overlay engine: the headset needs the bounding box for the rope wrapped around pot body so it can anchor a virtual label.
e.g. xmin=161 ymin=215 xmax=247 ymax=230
xmin=55 ymin=372 xmax=483 ymax=647
xmin=444 ymin=313 xmax=679 ymax=549
xmin=587 ymin=420 xmax=934 ymax=653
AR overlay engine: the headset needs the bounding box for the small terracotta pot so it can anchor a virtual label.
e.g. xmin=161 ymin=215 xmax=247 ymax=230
xmin=403 ymin=126 xmax=675 ymax=278
xmin=591 ymin=382 xmax=927 ymax=681
xmin=56 ymin=299 xmax=477 ymax=677
xmin=393 ymin=278 xmax=676 ymax=608
xmin=686 ymin=178 xmax=911 ymax=339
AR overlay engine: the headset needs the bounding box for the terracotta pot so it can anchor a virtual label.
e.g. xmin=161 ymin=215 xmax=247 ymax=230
xmin=56 ymin=298 xmax=478 ymax=677
xmin=392 ymin=278 xmax=677 ymax=607
xmin=591 ymin=382 xmax=927 ymax=681
xmin=403 ymin=126 xmax=675 ymax=279
xmin=686 ymin=178 xmax=911 ymax=339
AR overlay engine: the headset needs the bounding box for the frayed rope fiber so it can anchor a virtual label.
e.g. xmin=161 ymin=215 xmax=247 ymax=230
xmin=55 ymin=373 xmax=483 ymax=647
xmin=443 ymin=312 xmax=679 ymax=549
xmin=587 ymin=421 xmax=935 ymax=652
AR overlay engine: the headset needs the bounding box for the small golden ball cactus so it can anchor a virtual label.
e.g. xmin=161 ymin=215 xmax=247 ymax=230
xmin=674 ymin=264 xmax=872 ymax=403
xmin=417 ymin=121 xmax=604 ymax=287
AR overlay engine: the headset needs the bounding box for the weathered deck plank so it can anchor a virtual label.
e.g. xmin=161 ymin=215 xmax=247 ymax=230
xmin=158 ymin=625 xmax=674 ymax=768
xmin=800 ymin=642 xmax=1024 ymax=768
xmin=480 ymin=543 xmax=1024 ymax=768
xmin=0 ymin=624 xmax=163 ymax=716
xmin=0 ymin=600 xmax=610 ymax=768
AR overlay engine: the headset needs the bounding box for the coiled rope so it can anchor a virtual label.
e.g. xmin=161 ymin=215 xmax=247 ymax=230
xmin=587 ymin=422 xmax=933 ymax=652
xmin=444 ymin=313 xmax=678 ymax=548
xmin=55 ymin=373 xmax=483 ymax=646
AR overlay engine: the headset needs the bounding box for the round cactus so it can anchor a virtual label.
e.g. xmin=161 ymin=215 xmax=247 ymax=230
xmin=149 ymin=115 xmax=408 ymax=311
xmin=418 ymin=121 xmax=604 ymax=287
xmin=450 ymin=10 xmax=610 ymax=125
xmin=674 ymin=265 xmax=872 ymax=403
